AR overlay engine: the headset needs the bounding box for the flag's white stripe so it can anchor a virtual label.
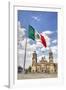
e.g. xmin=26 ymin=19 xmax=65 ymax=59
xmin=35 ymin=30 xmax=41 ymax=41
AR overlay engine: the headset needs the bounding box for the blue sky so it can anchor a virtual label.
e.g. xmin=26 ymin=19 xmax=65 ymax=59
xmin=18 ymin=10 xmax=57 ymax=31
xmin=17 ymin=10 xmax=58 ymax=68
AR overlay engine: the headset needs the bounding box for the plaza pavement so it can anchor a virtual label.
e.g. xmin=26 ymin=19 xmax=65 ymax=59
xmin=17 ymin=73 xmax=57 ymax=80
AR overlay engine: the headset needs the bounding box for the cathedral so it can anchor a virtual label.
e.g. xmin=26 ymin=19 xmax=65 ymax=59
xmin=31 ymin=49 xmax=57 ymax=73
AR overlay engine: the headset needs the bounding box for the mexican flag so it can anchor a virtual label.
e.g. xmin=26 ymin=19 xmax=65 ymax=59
xmin=28 ymin=25 xmax=47 ymax=48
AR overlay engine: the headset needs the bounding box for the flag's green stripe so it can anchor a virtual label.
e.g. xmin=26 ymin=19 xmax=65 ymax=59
xmin=28 ymin=25 xmax=35 ymax=40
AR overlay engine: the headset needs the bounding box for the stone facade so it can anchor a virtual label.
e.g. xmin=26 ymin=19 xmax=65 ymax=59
xmin=31 ymin=49 xmax=57 ymax=74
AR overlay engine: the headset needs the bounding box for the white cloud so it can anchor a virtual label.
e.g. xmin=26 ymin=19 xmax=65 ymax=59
xmin=18 ymin=47 xmax=33 ymax=68
xmin=30 ymin=43 xmax=36 ymax=50
xmin=41 ymin=46 xmax=49 ymax=52
xmin=18 ymin=49 xmax=25 ymax=55
xmin=18 ymin=21 xmax=26 ymax=41
xmin=18 ymin=50 xmax=32 ymax=68
xmin=19 ymin=39 xmax=35 ymax=51
xmin=18 ymin=21 xmax=21 ymax=28
xmin=36 ymin=41 xmax=43 ymax=48
xmin=37 ymin=55 xmax=44 ymax=62
xmin=25 ymin=52 xmax=32 ymax=68
xmin=41 ymin=47 xmax=45 ymax=52
xmin=50 ymin=46 xmax=57 ymax=53
xmin=18 ymin=28 xmax=26 ymax=38
xmin=32 ymin=16 xmax=40 ymax=21
xmin=52 ymin=40 xmax=57 ymax=44
xmin=19 ymin=38 xmax=26 ymax=49
xmin=43 ymin=30 xmax=53 ymax=35
xmin=27 ymin=38 xmax=31 ymax=43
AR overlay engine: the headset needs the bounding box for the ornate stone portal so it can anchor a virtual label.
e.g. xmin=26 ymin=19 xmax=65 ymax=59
xmin=31 ymin=49 xmax=57 ymax=74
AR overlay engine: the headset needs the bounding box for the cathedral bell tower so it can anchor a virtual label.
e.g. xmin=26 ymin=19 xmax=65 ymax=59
xmin=32 ymin=51 xmax=37 ymax=66
xmin=49 ymin=48 xmax=53 ymax=63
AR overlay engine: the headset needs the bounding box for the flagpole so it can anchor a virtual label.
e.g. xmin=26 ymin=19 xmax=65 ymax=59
xmin=23 ymin=37 xmax=27 ymax=73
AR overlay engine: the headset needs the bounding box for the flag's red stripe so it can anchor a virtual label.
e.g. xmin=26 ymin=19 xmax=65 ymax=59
xmin=40 ymin=34 xmax=47 ymax=48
